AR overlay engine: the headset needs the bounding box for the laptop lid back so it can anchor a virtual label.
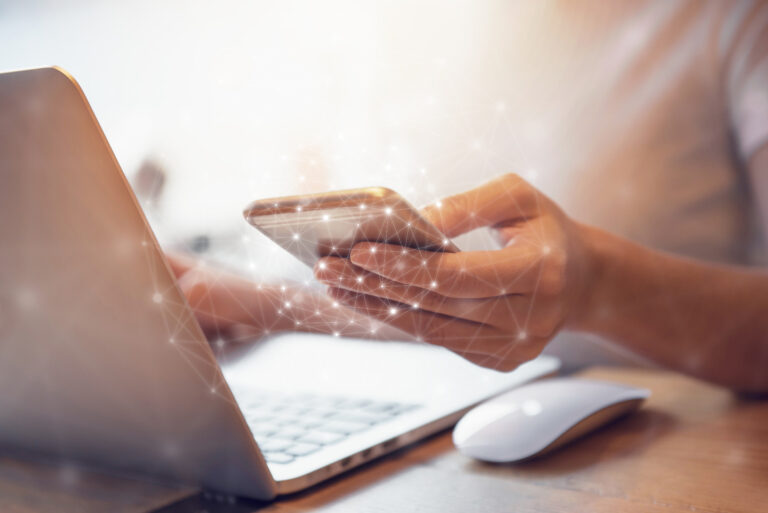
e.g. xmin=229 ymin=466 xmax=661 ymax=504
xmin=0 ymin=67 xmax=274 ymax=499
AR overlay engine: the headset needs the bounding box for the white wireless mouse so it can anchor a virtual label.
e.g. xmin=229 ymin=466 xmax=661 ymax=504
xmin=453 ymin=377 xmax=650 ymax=462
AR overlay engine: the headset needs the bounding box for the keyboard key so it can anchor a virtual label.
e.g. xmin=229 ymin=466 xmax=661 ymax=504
xmin=330 ymin=411 xmax=391 ymax=425
xmin=250 ymin=423 xmax=281 ymax=437
xmin=292 ymin=418 xmax=323 ymax=429
xmin=264 ymin=452 xmax=295 ymax=464
xmin=298 ymin=430 xmax=346 ymax=446
xmin=335 ymin=398 xmax=373 ymax=409
xmin=317 ymin=420 xmax=369 ymax=435
xmin=271 ymin=426 xmax=307 ymax=440
xmin=302 ymin=407 xmax=338 ymax=419
xmin=285 ymin=443 xmax=322 ymax=457
xmin=245 ymin=414 xmax=275 ymax=424
xmin=258 ymin=438 xmax=293 ymax=452
xmin=362 ymin=402 xmax=403 ymax=414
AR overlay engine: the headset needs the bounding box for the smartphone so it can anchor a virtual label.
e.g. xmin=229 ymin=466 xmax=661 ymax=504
xmin=243 ymin=187 xmax=460 ymax=267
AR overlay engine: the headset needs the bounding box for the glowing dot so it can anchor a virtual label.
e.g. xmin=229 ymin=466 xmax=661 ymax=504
xmin=542 ymin=245 xmax=551 ymax=255
xmin=296 ymin=206 xmax=302 ymax=212
xmin=388 ymin=307 xmax=399 ymax=315
xmin=435 ymin=200 xmax=442 ymax=208
xmin=518 ymin=331 xmax=528 ymax=340
xmin=442 ymin=239 xmax=449 ymax=245
xmin=141 ymin=240 xmax=148 ymax=247
xmin=379 ymin=283 xmax=386 ymax=289
xmin=314 ymin=309 xmax=320 ymax=315
xmin=169 ymin=337 xmax=175 ymax=344
xmin=210 ymin=388 xmax=216 ymax=394
xmin=406 ymin=221 xmax=412 ymax=227
xmin=333 ymin=331 xmax=340 ymax=337
xmin=356 ymin=223 xmax=361 ymax=228
xmin=356 ymin=276 xmax=364 ymax=283
xmin=295 ymin=321 xmax=302 ymax=326
xmin=292 ymin=233 xmax=300 ymax=241
xmin=412 ymin=303 xmax=419 ymax=310
xmin=152 ymin=293 xmax=162 ymax=304
xmin=319 ymin=261 xmax=327 ymax=270
xmin=359 ymin=204 xmax=367 ymax=210
xmin=370 ymin=246 xmax=377 ymax=253
xmin=280 ymin=285 xmax=287 ymax=292
xmin=332 ymin=301 xmax=339 ymax=308
xmin=402 ymin=249 xmax=408 ymax=255
xmin=422 ymin=260 xmax=427 ymax=266
xmin=284 ymin=301 xmax=291 ymax=308
xmin=430 ymin=281 xmax=438 ymax=289
xmin=322 ymin=214 xmax=330 ymax=221
xmin=385 ymin=207 xmax=393 ymax=215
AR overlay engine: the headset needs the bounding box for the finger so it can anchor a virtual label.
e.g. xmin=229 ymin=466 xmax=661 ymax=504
xmin=420 ymin=173 xmax=542 ymax=238
xmin=347 ymin=242 xmax=545 ymax=298
xmin=165 ymin=251 xmax=199 ymax=279
xmin=447 ymin=349 xmax=527 ymax=373
xmin=316 ymin=257 xmax=556 ymax=334
xmin=327 ymin=287 xmax=511 ymax=356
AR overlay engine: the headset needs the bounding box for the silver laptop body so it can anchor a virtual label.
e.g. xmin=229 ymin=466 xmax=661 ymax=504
xmin=0 ymin=67 xmax=559 ymax=499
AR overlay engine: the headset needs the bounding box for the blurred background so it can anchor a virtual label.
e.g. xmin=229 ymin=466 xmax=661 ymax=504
xmin=0 ymin=0 xmax=581 ymax=281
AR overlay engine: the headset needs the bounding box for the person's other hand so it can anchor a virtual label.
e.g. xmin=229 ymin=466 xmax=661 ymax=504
xmin=314 ymin=173 xmax=596 ymax=371
xmin=166 ymin=252 xmax=283 ymax=341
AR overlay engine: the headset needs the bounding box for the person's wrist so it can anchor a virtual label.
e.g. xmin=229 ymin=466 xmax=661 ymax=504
xmin=566 ymin=222 xmax=615 ymax=333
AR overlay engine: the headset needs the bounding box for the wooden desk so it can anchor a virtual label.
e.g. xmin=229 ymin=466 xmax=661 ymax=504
xmin=1 ymin=367 xmax=766 ymax=512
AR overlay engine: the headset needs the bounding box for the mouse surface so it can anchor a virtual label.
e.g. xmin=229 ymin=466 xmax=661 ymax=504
xmin=453 ymin=378 xmax=650 ymax=463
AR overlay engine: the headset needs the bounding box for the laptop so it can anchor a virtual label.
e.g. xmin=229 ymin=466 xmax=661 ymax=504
xmin=0 ymin=67 xmax=559 ymax=499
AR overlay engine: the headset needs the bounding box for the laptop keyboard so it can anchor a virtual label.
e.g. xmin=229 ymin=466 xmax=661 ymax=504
xmin=240 ymin=392 xmax=420 ymax=465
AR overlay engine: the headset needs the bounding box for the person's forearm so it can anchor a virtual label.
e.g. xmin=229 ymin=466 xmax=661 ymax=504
xmin=572 ymin=225 xmax=768 ymax=392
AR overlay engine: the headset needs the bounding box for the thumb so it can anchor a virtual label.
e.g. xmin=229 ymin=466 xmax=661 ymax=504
xmin=420 ymin=173 xmax=540 ymax=238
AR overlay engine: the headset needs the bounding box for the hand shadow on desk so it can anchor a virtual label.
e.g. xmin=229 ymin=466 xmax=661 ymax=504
xmin=468 ymin=407 xmax=676 ymax=477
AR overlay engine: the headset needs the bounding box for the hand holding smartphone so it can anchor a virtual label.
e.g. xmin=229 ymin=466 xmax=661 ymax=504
xmin=243 ymin=187 xmax=459 ymax=267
